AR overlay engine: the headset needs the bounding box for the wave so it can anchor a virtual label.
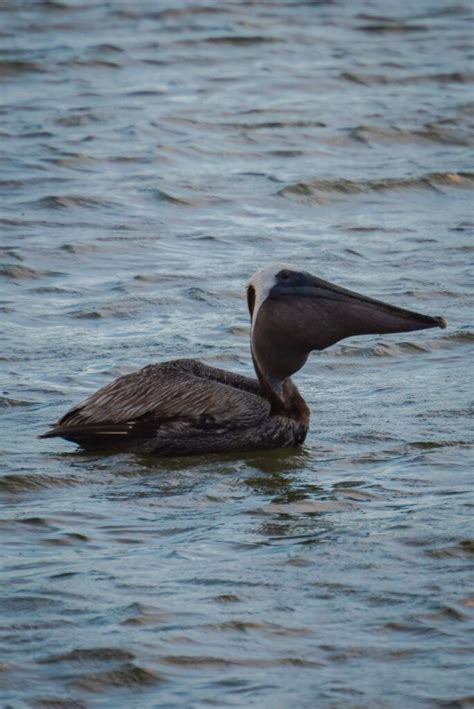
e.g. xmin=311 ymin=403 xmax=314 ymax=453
xmin=0 ymin=396 xmax=35 ymax=408
xmin=278 ymin=171 xmax=474 ymax=204
xmin=357 ymin=21 xmax=429 ymax=33
xmin=0 ymin=264 xmax=64 ymax=280
xmin=342 ymin=71 xmax=474 ymax=85
xmin=72 ymin=664 xmax=164 ymax=691
xmin=348 ymin=124 xmax=469 ymax=146
xmin=0 ymin=60 xmax=44 ymax=76
xmin=30 ymin=195 xmax=111 ymax=209
xmin=0 ymin=473 xmax=80 ymax=493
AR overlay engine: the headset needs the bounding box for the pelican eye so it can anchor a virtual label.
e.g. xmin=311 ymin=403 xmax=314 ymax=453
xmin=278 ymin=270 xmax=292 ymax=282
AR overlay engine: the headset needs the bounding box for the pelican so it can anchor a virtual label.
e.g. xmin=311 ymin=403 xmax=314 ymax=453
xmin=40 ymin=264 xmax=446 ymax=455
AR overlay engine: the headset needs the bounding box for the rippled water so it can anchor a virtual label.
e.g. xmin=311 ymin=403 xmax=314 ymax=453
xmin=1 ymin=1 xmax=473 ymax=706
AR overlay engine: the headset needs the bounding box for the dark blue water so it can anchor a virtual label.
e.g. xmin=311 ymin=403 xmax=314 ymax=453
xmin=1 ymin=1 xmax=473 ymax=706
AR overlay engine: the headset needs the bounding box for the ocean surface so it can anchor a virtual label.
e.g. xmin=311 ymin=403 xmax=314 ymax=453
xmin=1 ymin=1 xmax=473 ymax=707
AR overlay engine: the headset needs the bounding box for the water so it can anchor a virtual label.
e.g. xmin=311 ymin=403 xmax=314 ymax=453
xmin=1 ymin=0 xmax=473 ymax=706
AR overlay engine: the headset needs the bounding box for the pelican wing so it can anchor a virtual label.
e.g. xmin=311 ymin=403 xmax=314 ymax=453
xmin=41 ymin=359 xmax=267 ymax=443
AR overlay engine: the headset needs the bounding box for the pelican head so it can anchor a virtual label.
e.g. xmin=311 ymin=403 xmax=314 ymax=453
xmin=247 ymin=263 xmax=447 ymax=402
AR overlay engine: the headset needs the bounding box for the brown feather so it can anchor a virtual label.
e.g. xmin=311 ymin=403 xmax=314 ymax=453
xmin=40 ymin=359 xmax=307 ymax=455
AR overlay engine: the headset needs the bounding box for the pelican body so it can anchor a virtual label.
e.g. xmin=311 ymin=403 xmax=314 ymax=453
xmin=41 ymin=264 xmax=446 ymax=455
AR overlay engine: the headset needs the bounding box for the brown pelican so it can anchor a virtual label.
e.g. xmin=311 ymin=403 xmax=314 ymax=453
xmin=40 ymin=264 xmax=446 ymax=455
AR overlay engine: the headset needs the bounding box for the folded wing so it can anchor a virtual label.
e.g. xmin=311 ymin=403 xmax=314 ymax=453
xmin=40 ymin=359 xmax=268 ymax=447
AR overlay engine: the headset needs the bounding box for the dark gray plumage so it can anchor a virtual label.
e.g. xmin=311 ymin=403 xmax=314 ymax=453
xmin=41 ymin=359 xmax=308 ymax=455
xmin=40 ymin=263 xmax=446 ymax=456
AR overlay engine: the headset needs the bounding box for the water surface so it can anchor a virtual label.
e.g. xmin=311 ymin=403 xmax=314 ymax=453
xmin=1 ymin=0 xmax=473 ymax=706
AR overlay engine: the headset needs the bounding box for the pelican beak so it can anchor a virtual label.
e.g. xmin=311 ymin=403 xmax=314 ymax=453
xmin=263 ymin=271 xmax=447 ymax=354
